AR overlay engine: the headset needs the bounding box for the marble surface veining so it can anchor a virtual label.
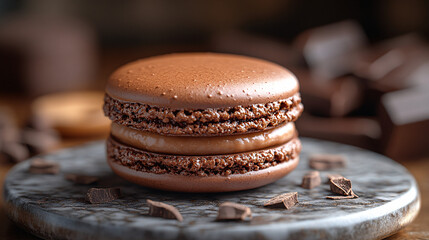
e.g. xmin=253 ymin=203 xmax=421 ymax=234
xmin=3 ymin=138 xmax=420 ymax=240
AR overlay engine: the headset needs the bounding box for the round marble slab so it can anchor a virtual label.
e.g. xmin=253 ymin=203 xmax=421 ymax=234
xmin=3 ymin=138 xmax=420 ymax=240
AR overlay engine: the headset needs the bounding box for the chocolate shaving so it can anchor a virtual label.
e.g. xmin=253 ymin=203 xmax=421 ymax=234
xmin=264 ymin=192 xmax=298 ymax=209
xmin=86 ymin=188 xmax=121 ymax=204
xmin=216 ymin=202 xmax=252 ymax=221
xmin=309 ymin=154 xmax=346 ymax=170
xmin=327 ymin=190 xmax=359 ymax=200
xmin=301 ymin=171 xmax=321 ymax=189
xmin=65 ymin=173 xmax=98 ymax=185
xmin=29 ymin=158 xmax=59 ymax=174
xmin=326 ymin=195 xmax=356 ymax=200
xmin=147 ymin=199 xmax=183 ymax=221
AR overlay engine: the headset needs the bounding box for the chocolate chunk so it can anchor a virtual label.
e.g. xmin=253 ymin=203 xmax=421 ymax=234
xmin=29 ymin=158 xmax=59 ymax=174
xmin=329 ymin=177 xmax=353 ymax=196
xmin=309 ymin=154 xmax=346 ymax=170
xmin=327 ymin=177 xmax=359 ymax=199
xmin=301 ymin=171 xmax=321 ymax=189
xmin=263 ymin=192 xmax=298 ymax=209
xmin=216 ymin=202 xmax=252 ymax=221
xmin=1 ymin=142 xmax=30 ymax=163
xmin=379 ymin=87 xmax=429 ymax=160
xmin=294 ymin=20 xmax=367 ymax=80
xmin=296 ymin=114 xmax=381 ymax=151
xmin=294 ymin=70 xmax=363 ymax=117
xmin=146 ymin=199 xmax=183 ymax=221
xmin=65 ymin=173 xmax=98 ymax=185
xmin=86 ymin=188 xmax=121 ymax=204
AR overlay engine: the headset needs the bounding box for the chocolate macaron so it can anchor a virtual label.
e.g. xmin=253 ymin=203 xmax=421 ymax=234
xmin=103 ymin=53 xmax=303 ymax=192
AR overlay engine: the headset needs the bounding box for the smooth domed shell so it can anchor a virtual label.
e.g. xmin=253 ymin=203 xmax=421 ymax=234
xmin=106 ymin=52 xmax=299 ymax=109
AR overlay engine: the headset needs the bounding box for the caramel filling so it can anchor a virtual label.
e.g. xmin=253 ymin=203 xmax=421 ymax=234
xmin=111 ymin=122 xmax=296 ymax=155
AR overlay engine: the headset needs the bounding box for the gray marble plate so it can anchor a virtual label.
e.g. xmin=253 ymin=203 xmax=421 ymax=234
xmin=3 ymin=138 xmax=420 ymax=240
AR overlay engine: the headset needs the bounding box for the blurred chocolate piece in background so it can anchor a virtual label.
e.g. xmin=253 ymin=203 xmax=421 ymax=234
xmin=353 ymin=34 xmax=426 ymax=84
xmin=294 ymin=21 xmax=367 ymax=80
xmin=379 ymin=87 xmax=429 ymax=160
xmin=29 ymin=158 xmax=60 ymax=175
xmin=353 ymin=34 xmax=429 ymax=92
xmin=293 ymin=70 xmax=363 ymax=117
xmin=407 ymin=59 xmax=429 ymax=88
xmin=0 ymin=107 xmax=59 ymax=163
xmin=20 ymin=128 xmax=60 ymax=155
xmin=351 ymin=34 xmax=429 ymax=116
xmin=212 ymin=31 xmax=302 ymax=68
xmin=0 ymin=15 xmax=96 ymax=96
xmin=291 ymin=19 xmax=429 ymax=159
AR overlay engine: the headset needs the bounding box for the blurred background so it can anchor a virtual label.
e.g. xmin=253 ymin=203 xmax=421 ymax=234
xmin=0 ymin=0 xmax=429 ymax=162
xmin=0 ymin=1 xmax=428 ymax=239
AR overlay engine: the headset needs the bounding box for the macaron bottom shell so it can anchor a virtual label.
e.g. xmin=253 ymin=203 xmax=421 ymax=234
xmin=107 ymin=155 xmax=299 ymax=193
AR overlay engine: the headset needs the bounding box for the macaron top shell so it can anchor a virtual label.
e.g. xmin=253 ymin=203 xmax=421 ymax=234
xmin=106 ymin=52 xmax=299 ymax=109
